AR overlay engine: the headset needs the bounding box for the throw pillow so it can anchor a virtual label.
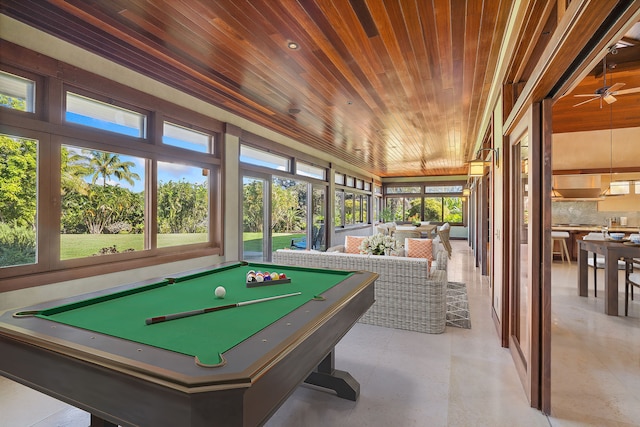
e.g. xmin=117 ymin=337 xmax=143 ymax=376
xmin=344 ymin=236 xmax=366 ymax=254
xmin=405 ymin=238 xmax=433 ymax=268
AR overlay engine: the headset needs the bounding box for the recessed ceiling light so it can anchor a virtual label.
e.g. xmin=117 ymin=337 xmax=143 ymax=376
xmin=288 ymin=108 xmax=301 ymax=114
xmin=287 ymin=41 xmax=300 ymax=50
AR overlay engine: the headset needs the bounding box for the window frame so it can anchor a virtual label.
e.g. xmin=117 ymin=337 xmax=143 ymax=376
xmin=383 ymin=180 xmax=466 ymax=225
xmin=0 ymin=53 xmax=223 ymax=291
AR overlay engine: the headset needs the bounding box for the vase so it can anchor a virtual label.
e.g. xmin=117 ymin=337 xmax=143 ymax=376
xmin=384 ymin=248 xmax=390 ymax=256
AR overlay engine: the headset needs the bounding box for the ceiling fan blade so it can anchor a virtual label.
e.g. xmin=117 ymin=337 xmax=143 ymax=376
xmin=606 ymin=82 xmax=625 ymax=94
xmin=614 ymin=86 xmax=640 ymax=95
xmin=573 ymin=97 xmax=599 ymax=107
xmin=574 ymin=93 xmax=598 ymax=97
xmin=603 ymin=94 xmax=617 ymax=104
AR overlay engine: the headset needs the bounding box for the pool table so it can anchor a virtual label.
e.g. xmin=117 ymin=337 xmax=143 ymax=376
xmin=0 ymin=261 xmax=377 ymax=427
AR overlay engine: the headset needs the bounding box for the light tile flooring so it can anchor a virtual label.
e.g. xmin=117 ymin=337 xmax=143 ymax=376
xmin=1 ymin=240 xmax=638 ymax=426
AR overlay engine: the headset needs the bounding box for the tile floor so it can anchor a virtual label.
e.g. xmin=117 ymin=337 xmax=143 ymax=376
xmin=1 ymin=240 xmax=638 ymax=426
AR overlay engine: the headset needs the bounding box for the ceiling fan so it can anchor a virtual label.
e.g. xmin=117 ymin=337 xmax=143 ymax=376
xmin=573 ymin=52 xmax=640 ymax=107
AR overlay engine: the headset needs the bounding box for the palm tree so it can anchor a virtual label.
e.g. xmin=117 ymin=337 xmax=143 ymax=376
xmin=74 ymin=150 xmax=140 ymax=187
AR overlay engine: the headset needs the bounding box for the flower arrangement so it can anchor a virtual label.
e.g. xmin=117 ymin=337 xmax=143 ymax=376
xmin=359 ymin=233 xmax=398 ymax=255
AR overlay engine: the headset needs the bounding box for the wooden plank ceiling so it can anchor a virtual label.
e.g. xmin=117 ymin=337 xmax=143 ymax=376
xmin=552 ymin=34 xmax=640 ymax=134
xmin=4 ymin=0 xmax=513 ymax=177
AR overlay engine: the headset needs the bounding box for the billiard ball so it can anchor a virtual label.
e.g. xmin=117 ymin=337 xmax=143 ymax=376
xmin=271 ymin=272 xmax=280 ymax=280
xmin=264 ymin=272 xmax=271 ymax=281
xmin=214 ymin=286 xmax=226 ymax=298
xmin=279 ymin=273 xmax=286 ymax=279
xmin=247 ymin=272 xmax=256 ymax=282
xmin=256 ymin=273 xmax=264 ymax=282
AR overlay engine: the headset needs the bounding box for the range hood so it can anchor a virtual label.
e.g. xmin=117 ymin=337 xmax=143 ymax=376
xmin=552 ymin=175 xmax=603 ymax=200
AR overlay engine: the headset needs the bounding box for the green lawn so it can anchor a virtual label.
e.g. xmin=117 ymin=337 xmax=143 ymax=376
xmin=60 ymin=233 xmax=207 ymax=259
xmin=243 ymin=232 xmax=304 ymax=252
xmin=60 ymin=232 xmax=304 ymax=259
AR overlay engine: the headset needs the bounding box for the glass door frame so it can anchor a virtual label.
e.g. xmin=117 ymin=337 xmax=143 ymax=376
xmin=506 ymin=102 xmax=544 ymax=409
xmin=241 ymin=170 xmax=329 ymax=261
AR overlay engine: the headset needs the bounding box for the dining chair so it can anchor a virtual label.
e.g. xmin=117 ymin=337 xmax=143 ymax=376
xmin=437 ymin=223 xmax=452 ymax=259
xmin=624 ymin=258 xmax=640 ymax=316
xmin=582 ymin=232 xmax=626 ymax=297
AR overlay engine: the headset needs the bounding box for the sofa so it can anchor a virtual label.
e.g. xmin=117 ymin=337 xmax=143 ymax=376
xmin=272 ymin=247 xmax=448 ymax=334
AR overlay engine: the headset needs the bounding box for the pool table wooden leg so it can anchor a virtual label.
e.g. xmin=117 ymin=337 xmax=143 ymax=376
xmin=90 ymin=414 xmax=118 ymax=427
xmin=304 ymin=350 xmax=360 ymax=401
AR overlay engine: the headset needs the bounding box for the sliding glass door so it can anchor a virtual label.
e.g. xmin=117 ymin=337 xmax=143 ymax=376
xmin=242 ymin=175 xmax=268 ymax=261
xmin=243 ymin=174 xmax=325 ymax=260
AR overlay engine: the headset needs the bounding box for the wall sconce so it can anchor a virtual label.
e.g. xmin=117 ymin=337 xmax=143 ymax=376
xmin=462 ymin=188 xmax=470 ymax=197
xmin=468 ymin=148 xmax=499 ymax=177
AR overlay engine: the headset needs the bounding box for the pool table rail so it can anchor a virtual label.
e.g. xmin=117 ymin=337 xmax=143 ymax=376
xmin=0 ymin=264 xmax=377 ymax=427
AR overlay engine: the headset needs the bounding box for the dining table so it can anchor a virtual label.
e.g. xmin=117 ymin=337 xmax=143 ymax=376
xmin=415 ymin=224 xmax=438 ymax=238
xmin=577 ymin=239 xmax=640 ymax=316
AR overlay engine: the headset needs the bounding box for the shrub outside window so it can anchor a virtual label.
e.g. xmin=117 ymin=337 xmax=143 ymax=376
xmin=0 ymin=133 xmax=38 ymax=268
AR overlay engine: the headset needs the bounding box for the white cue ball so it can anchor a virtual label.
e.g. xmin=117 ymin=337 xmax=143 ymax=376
xmin=214 ymin=286 xmax=226 ymax=298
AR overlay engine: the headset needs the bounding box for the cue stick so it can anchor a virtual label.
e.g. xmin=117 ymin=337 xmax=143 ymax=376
xmin=145 ymin=291 xmax=302 ymax=325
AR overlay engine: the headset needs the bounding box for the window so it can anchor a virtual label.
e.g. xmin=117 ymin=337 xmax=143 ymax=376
xmin=157 ymin=162 xmax=209 ymax=247
xmin=344 ymin=192 xmax=354 ymax=224
xmin=240 ymin=145 xmax=290 ymax=171
xmin=335 ymin=189 xmax=369 ymax=226
xmin=386 ymin=186 xmax=420 ymax=194
xmin=346 ymin=176 xmax=355 ymax=187
xmin=65 ymin=92 xmax=147 ymax=138
xmin=383 ymin=182 xmax=465 ymax=225
xmin=0 ymin=134 xmax=38 ymax=268
xmin=296 ymin=161 xmax=325 ymax=180
xmin=163 ymin=122 xmax=211 ymax=153
xmin=1 ymin=49 xmax=222 ymax=288
xmin=386 ymin=197 xmax=420 ymax=221
xmin=334 ymin=173 xmax=345 ymax=185
xmin=425 ymin=185 xmax=463 ymax=193
xmin=60 ymin=146 xmax=145 ymax=259
xmin=425 ymin=197 xmax=464 ymax=222
xmin=362 ymin=195 xmax=369 ymax=223
xmin=0 ymin=71 xmax=35 ymax=113
xmin=334 ymin=191 xmax=344 ymax=227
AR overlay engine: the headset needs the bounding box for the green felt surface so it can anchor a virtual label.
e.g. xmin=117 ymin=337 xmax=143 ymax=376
xmin=37 ymin=263 xmax=353 ymax=366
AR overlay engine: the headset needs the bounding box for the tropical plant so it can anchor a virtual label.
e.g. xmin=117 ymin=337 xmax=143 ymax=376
xmin=243 ymin=179 xmax=264 ymax=232
xmin=0 ymin=134 xmax=37 ymax=227
xmin=69 ymin=149 xmax=140 ymax=187
xmin=0 ymin=221 xmax=36 ymax=267
xmin=157 ymin=179 xmax=208 ymax=233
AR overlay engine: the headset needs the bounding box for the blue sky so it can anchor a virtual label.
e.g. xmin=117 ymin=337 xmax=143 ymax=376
xmin=65 ymin=112 xmax=207 ymax=193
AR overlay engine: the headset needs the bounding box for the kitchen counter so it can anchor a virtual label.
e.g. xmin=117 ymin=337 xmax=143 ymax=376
xmin=552 ymin=224 xmax=639 ymax=233
xmin=551 ymin=225 xmax=639 ymax=261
